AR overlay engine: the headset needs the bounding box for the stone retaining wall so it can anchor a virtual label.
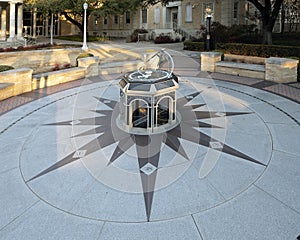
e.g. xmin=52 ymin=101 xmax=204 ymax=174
xmin=77 ymin=56 xmax=100 ymax=77
xmin=0 ymin=68 xmax=33 ymax=95
xmin=0 ymin=48 xmax=84 ymax=74
xmin=0 ymin=83 xmax=14 ymax=101
xmin=0 ymin=56 xmax=99 ymax=101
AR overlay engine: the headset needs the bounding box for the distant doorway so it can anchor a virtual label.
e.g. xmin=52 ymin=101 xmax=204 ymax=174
xmin=172 ymin=12 xmax=178 ymax=30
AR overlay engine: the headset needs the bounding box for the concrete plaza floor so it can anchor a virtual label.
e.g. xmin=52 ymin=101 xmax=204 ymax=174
xmin=0 ymin=41 xmax=299 ymax=239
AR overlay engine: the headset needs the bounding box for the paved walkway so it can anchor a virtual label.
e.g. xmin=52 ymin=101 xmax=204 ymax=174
xmin=0 ymin=40 xmax=299 ymax=240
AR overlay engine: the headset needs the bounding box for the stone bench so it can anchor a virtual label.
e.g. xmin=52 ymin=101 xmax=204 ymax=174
xmin=215 ymin=61 xmax=265 ymax=79
xmin=201 ymin=52 xmax=299 ymax=83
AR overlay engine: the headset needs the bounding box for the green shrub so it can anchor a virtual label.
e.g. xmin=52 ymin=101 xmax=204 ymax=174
xmin=77 ymin=53 xmax=94 ymax=59
xmin=211 ymin=22 xmax=260 ymax=45
xmin=184 ymin=41 xmax=205 ymax=51
xmin=298 ymin=62 xmax=300 ymax=82
xmin=76 ymin=53 xmax=94 ymax=66
xmin=272 ymin=32 xmax=300 ymax=46
xmin=0 ymin=65 xmax=14 ymax=72
xmin=215 ymin=43 xmax=300 ymax=58
xmin=130 ymin=29 xmax=148 ymax=42
xmin=154 ymin=34 xmax=180 ymax=44
xmin=76 ymin=53 xmax=94 ymax=60
xmin=55 ymin=35 xmax=106 ymax=42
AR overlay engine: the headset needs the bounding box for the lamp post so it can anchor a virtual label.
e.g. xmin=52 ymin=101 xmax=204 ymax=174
xmin=82 ymin=2 xmax=88 ymax=51
xmin=205 ymin=6 xmax=212 ymax=51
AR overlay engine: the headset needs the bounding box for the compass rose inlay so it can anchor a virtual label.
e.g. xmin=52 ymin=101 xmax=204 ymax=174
xmin=22 ymin=82 xmax=266 ymax=222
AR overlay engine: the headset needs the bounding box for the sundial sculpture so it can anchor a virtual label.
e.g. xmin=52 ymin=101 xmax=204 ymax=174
xmin=118 ymin=49 xmax=179 ymax=135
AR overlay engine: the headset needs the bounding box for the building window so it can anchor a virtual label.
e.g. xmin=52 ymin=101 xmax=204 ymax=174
xmin=186 ymin=3 xmax=192 ymax=22
xmin=126 ymin=11 xmax=130 ymax=24
xmin=114 ymin=15 xmax=119 ymax=24
xmin=234 ymin=1 xmax=239 ymax=19
xmin=154 ymin=7 xmax=160 ymax=24
xmin=104 ymin=17 xmax=108 ymax=25
xmin=245 ymin=3 xmax=250 ymax=19
xmin=94 ymin=16 xmax=99 ymax=26
xmin=142 ymin=9 xmax=147 ymax=24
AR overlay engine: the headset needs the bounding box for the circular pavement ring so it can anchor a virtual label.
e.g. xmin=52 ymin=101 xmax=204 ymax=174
xmin=16 ymin=77 xmax=276 ymax=222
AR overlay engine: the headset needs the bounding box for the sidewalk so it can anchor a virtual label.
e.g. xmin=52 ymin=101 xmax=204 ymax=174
xmin=0 ymin=40 xmax=299 ymax=240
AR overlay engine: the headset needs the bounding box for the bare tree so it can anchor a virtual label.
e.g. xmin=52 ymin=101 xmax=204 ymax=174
xmin=282 ymin=0 xmax=300 ymax=32
xmin=247 ymin=0 xmax=284 ymax=44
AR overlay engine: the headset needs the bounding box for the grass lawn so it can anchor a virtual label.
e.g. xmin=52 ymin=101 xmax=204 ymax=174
xmin=272 ymin=32 xmax=300 ymax=46
xmin=55 ymin=35 xmax=109 ymax=42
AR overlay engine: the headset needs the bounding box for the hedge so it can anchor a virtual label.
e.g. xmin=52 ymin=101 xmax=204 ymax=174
xmin=130 ymin=29 xmax=149 ymax=42
xmin=183 ymin=41 xmax=205 ymax=51
xmin=216 ymin=43 xmax=300 ymax=58
xmin=184 ymin=41 xmax=300 ymax=58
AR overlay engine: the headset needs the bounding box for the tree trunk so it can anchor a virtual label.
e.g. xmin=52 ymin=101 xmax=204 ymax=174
xmin=262 ymin=29 xmax=273 ymax=44
xmin=280 ymin=5 xmax=285 ymax=33
xmin=50 ymin=13 xmax=54 ymax=45
xmin=61 ymin=11 xmax=83 ymax=34
xmin=248 ymin=0 xmax=283 ymax=45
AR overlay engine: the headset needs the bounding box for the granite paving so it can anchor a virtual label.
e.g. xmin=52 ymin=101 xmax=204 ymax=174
xmin=0 ymin=41 xmax=299 ymax=240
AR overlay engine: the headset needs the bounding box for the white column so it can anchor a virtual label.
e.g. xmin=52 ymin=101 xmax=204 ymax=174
xmin=1 ymin=7 xmax=7 ymax=40
xmin=17 ymin=4 xmax=23 ymax=39
xmin=32 ymin=8 xmax=37 ymax=37
xmin=7 ymin=2 xmax=16 ymax=41
xmin=177 ymin=5 xmax=182 ymax=28
xmin=162 ymin=7 xmax=166 ymax=28
xmin=139 ymin=9 xmax=142 ymax=28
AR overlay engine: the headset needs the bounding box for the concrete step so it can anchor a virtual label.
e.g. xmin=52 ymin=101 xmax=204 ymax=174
xmin=0 ymin=82 xmax=15 ymax=101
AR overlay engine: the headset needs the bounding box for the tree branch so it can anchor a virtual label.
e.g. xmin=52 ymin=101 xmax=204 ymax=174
xmin=247 ymin=0 xmax=264 ymax=13
xmin=61 ymin=11 xmax=83 ymax=31
xmin=270 ymin=0 xmax=284 ymax=28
